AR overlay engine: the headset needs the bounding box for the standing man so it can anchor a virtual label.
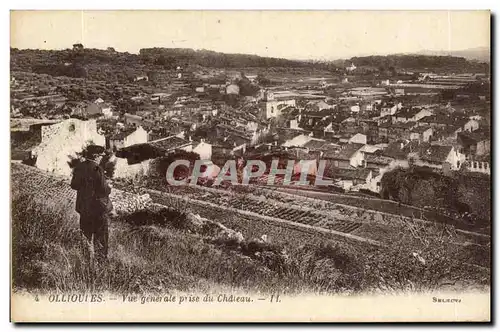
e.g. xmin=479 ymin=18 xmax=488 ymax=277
xmin=70 ymin=145 xmax=113 ymax=263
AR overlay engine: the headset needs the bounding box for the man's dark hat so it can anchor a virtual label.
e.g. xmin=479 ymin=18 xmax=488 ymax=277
xmin=85 ymin=144 xmax=106 ymax=157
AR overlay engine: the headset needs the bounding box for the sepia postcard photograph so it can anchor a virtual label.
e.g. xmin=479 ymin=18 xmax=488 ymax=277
xmin=9 ymin=9 xmax=491 ymax=322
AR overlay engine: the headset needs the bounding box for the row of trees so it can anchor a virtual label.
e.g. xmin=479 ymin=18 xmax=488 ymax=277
xmin=139 ymin=48 xmax=311 ymax=69
xmin=12 ymin=47 xmax=490 ymax=83
xmin=31 ymin=64 xmax=88 ymax=78
xmin=350 ymin=55 xmax=489 ymax=73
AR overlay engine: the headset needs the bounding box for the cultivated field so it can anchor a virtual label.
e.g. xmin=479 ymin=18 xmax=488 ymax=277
xmin=11 ymin=163 xmax=490 ymax=295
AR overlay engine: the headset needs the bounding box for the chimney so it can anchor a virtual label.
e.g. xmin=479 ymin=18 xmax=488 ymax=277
xmin=189 ymin=136 xmax=192 ymax=142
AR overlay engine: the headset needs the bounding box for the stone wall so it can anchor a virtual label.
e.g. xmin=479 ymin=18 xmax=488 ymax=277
xmin=34 ymin=119 xmax=105 ymax=176
xmin=124 ymin=126 xmax=148 ymax=147
xmin=466 ymin=160 xmax=490 ymax=175
xmin=113 ymin=157 xmax=151 ymax=179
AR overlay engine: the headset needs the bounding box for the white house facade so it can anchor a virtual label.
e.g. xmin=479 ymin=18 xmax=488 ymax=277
xmin=33 ymin=119 xmax=106 ymax=177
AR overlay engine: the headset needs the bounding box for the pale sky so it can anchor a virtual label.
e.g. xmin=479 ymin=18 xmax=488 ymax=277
xmin=10 ymin=10 xmax=490 ymax=60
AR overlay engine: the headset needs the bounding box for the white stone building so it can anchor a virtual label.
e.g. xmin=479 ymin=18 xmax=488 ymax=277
xmin=348 ymin=133 xmax=367 ymax=145
xmin=109 ymin=126 xmax=148 ymax=151
xmin=193 ymin=140 xmax=213 ymax=160
xmin=345 ymin=63 xmax=357 ymax=72
xmin=33 ymin=119 xmax=106 ymax=176
xmin=463 ymin=119 xmax=479 ymax=133
xmin=226 ymin=84 xmax=240 ymax=95
xmin=110 ymin=126 xmax=149 ymax=179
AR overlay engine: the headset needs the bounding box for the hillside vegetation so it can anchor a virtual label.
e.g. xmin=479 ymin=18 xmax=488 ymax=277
xmin=11 ymin=163 xmax=489 ymax=295
xmin=380 ymin=167 xmax=491 ymax=231
xmin=350 ymin=55 xmax=489 ymax=73
xmin=10 ymin=47 xmax=489 ymax=81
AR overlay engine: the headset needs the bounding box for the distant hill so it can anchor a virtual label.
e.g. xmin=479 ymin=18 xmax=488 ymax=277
xmin=348 ymin=54 xmax=489 ymax=73
xmin=414 ymin=47 xmax=490 ymax=62
xmin=139 ymin=48 xmax=313 ymax=69
xmin=10 ymin=47 xmax=339 ymax=78
xmin=10 ymin=47 xmax=490 ymax=81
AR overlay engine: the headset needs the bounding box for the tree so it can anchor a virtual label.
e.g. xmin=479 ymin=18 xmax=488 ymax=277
xmin=155 ymin=55 xmax=176 ymax=69
xmin=256 ymin=73 xmax=271 ymax=86
xmin=388 ymin=66 xmax=397 ymax=76
xmin=237 ymin=73 xmax=260 ymax=96
xmin=72 ymin=43 xmax=84 ymax=51
xmin=440 ymin=89 xmax=456 ymax=101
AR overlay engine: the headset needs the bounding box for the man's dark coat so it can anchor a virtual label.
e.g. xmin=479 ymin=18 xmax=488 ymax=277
xmin=70 ymin=159 xmax=113 ymax=216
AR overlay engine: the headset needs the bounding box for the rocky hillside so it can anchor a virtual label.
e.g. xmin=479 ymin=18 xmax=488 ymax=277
xmin=11 ymin=163 xmax=490 ymax=295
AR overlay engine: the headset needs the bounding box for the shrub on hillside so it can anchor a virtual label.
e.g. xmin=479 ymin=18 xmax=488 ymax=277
xmin=361 ymin=217 xmax=490 ymax=292
xmin=12 ymin=193 xmax=84 ymax=290
xmin=287 ymin=242 xmax=364 ymax=293
xmin=124 ymin=207 xmax=188 ymax=229
xmin=380 ymin=167 xmax=465 ymax=212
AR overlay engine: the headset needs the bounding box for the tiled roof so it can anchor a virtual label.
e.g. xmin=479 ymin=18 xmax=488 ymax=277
xmin=110 ymin=128 xmax=136 ymax=140
xmin=303 ymin=139 xmax=327 ymax=150
xmin=411 ymin=126 xmax=433 ymax=134
xmin=280 ymin=106 xmax=300 ymax=117
xmin=382 ymin=140 xmax=424 ymax=159
xmin=419 ymin=145 xmax=453 ymax=164
xmin=276 ymin=128 xmax=311 ymax=143
xmin=124 ymin=113 xmax=142 ymax=120
xmin=365 ymin=154 xmax=394 ymax=166
xmin=330 ymin=113 xmax=351 ymax=123
xmin=418 ymin=115 xmax=468 ymax=126
xmin=390 ymin=121 xmax=417 ymax=130
xmin=458 ymin=129 xmax=490 ymax=143
xmin=359 ymin=145 xmax=382 ymax=154
xmin=378 ymin=121 xmax=393 ymax=128
xmin=84 ymin=103 xmax=101 ymax=115
xmin=314 ymin=100 xmax=335 ymax=110
xmin=150 ymin=136 xmax=191 ymax=151
xmin=324 ymin=143 xmax=364 ymax=160
xmin=115 ymin=143 xmax=166 ymax=163
xmin=319 ymin=143 xmax=341 ymax=153
xmin=329 ymin=167 xmax=372 ymax=181
xmin=396 ymin=107 xmax=420 ymax=119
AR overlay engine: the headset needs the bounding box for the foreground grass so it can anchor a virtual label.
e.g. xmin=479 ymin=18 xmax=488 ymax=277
xmin=12 ymin=193 xmax=365 ymax=294
xmin=11 ymin=189 xmax=490 ymax=296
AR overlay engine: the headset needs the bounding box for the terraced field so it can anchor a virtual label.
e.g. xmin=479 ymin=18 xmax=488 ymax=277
xmin=11 ymin=163 xmax=379 ymax=247
xmin=269 ymin=186 xmax=490 ymax=235
xmin=13 ymin=163 xmax=488 ymax=248
xmin=127 ymin=180 xmax=489 ymax=246
xmin=229 ymin=196 xmax=363 ymax=234
xmin=11 ymin=163 xmax=491 ymax=291
xmin=142 ymin=188 xmax=381 ymax=248
xmin=131 ymin=182 xmax=369 ymax=236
